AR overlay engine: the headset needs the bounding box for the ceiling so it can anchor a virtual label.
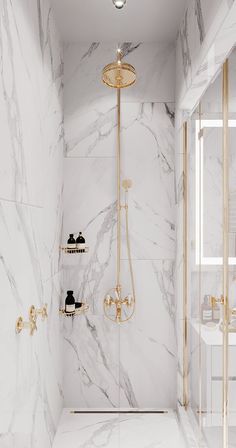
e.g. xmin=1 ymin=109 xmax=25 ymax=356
xmin=52 ymin=0 xmax=187 ymax=43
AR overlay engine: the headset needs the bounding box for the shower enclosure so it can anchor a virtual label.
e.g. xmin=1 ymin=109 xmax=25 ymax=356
xmin=183 ymin=47 xmax=236 ymax=448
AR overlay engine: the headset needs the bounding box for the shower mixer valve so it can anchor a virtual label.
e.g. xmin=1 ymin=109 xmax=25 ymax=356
xmin=104 ymin=286 xmax=134 ymax=323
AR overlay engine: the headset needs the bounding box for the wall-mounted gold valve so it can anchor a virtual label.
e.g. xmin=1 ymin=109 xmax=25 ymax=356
xmin=104 ymin=286 xmax=135 ymax=323
xmin=29 ymin=304 xmax=48 ymax=322
xmin=210 ymin=295 xmax=225 ymax=307
xmin=15 ymin=316 xmax=37 ymax=336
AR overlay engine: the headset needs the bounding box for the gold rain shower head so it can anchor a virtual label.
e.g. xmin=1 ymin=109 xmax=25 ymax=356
xmin=102 ymin=49 xmax=136 ymax=89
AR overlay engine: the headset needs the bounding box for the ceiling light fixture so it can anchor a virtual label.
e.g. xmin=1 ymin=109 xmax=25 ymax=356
xmin=112 ymin=0 xmax=127 ymax=9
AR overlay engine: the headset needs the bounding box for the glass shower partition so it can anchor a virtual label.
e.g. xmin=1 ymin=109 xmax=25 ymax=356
xmin=188 ymin=67 xmax=224 ymax=448
xmin=228 ymin=47 xmax=236 ymax=448
xmin=187 ymin=47 xmax=236 ymax=448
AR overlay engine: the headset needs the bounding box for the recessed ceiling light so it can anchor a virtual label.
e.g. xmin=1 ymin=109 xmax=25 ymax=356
xmin=112 ymin=0 xmax=127 ymax=9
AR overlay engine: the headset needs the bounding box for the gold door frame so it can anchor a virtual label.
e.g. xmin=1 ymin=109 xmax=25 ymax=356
xmin=183 ymin=121 xmax=189 ymax=410
xmin=182 ymin=60 xmax=230 ymax=448
xmin=222 ymin=59 xmax=229 ymax=448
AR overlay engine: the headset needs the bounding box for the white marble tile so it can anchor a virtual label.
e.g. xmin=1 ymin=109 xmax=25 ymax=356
xmin=62 ymin=259 xmax=176 ymax=409
xmin=63 ymin=103 xmax=175 ymax=264
xmin=176 ymin=0 xmax=236 ymax=111
xmin=0 ymin=0 xmax=63 ymax=445
xmin=0 ymin=0 xmax=63 ymax=207
xmin=62 ymin=315 xmax=120 ymax=409
xmin=53 ymin=409 xmax=186 ymax=448
xmin=121 ymin=103 xmax=175 ymax=260
xmin=119 ymin=260 xmax=176 ymax=409
xmin=0 ymin=202 xmax=63 ymax=441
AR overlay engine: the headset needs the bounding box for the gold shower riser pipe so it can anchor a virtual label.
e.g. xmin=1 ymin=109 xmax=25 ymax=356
xmin=117 ymin=87 xmax=121 ymax=289
xmin=222 ymin=59 xmax=229 ymax=448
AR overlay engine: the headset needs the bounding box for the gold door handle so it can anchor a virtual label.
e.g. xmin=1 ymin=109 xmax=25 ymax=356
xmin=210 ymin=295 xmax=225 ymax=306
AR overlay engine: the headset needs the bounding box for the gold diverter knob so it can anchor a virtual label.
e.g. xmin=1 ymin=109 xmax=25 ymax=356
xmin=29 ymin=304 xmax=48 ymax=322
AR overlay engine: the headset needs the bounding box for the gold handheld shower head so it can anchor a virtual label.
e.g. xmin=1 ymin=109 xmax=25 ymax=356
xmin=102 ymin=49 xmax=136 ymax=89
xmin=122 ymin=179 xmax=132 ymax=191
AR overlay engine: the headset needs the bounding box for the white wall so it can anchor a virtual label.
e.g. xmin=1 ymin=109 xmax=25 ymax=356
xmin=0 ymin=1 xmax=64 ymax=446
xmin=62 ymin=42 xmax=177 ymax=409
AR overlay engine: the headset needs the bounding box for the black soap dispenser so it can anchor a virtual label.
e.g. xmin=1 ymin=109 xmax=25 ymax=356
xmin=65 ymin=290 xmax=75 ymax=314
xmin=67 ymin=234 xmax=76 ymax=251
xmin=76 ymin=232 xmax=86 ymax=253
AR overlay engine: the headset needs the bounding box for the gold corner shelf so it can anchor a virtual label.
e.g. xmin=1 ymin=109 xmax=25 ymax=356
xmin=60 ymin=246 xmax=89 ymax=254
xmin=59 ymin=304 xmax=89 ymax=317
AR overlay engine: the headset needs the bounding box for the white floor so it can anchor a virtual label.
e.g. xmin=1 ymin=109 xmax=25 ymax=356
xmin=53 ymin=409 xmax=186 ymax=448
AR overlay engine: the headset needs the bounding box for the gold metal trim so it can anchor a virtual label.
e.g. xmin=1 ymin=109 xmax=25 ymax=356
xmin=197 ymin=102 xmax=203 ymax=442
xmin=60 ymin=246 xmax=89 ymax=254
xmin=222 ymin=59 xmax=229 ymax=448
xmin=59 ymin=304 xmax=89 ymax=317
xmin=183 ymin=121 xmax=189 ymax=410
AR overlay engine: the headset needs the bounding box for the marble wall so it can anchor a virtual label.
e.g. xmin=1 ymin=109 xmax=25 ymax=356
xmin=176 ymin=0 xmax=235 ymax=111
xmin=0 ymin=1 xmax=64 ymax=446
xmin=62 ymin=43 xmax=177 ymax=409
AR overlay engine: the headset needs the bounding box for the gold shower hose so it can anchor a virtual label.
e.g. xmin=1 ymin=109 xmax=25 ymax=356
xmin=124 ymin=190 xmax=136 ymax=319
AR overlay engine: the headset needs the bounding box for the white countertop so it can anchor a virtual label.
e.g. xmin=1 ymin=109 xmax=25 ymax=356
xmin=191 ymin=319 xmax=236 ymax=346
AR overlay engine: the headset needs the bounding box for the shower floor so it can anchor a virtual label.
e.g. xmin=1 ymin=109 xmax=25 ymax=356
xmin=53 ymin=409 xmax=186 ymax=448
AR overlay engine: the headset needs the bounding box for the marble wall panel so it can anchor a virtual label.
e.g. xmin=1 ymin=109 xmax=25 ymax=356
xmin=0 ymin=0 xmax=64 ymax=446
xmin=62 ymin=43 xmax=176 ymax=409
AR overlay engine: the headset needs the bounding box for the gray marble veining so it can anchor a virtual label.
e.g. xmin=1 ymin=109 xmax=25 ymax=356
xmin=195 ymin=0 xmax=205 ymax=44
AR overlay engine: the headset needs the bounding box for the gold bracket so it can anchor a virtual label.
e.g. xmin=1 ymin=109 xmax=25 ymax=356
xmin=211 ymin=295 xmax=225 ymax=306
xmin=15 ymin=316 xmax=37 ymax=336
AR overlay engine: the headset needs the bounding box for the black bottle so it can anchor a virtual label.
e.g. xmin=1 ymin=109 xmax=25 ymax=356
xmin=67 ymin=234 xmax=76 ymax=252
xmin=65 ymin=290 xmax=75 ymax=314
xmin=76 ymin=232 xmax=86 ymax=253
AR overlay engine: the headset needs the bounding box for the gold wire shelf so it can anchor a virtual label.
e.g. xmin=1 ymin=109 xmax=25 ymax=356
xmin=60 ymin=246 xmax=89 ymax=254
xmin=59 ymin=304 xmax=89 ymax=317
